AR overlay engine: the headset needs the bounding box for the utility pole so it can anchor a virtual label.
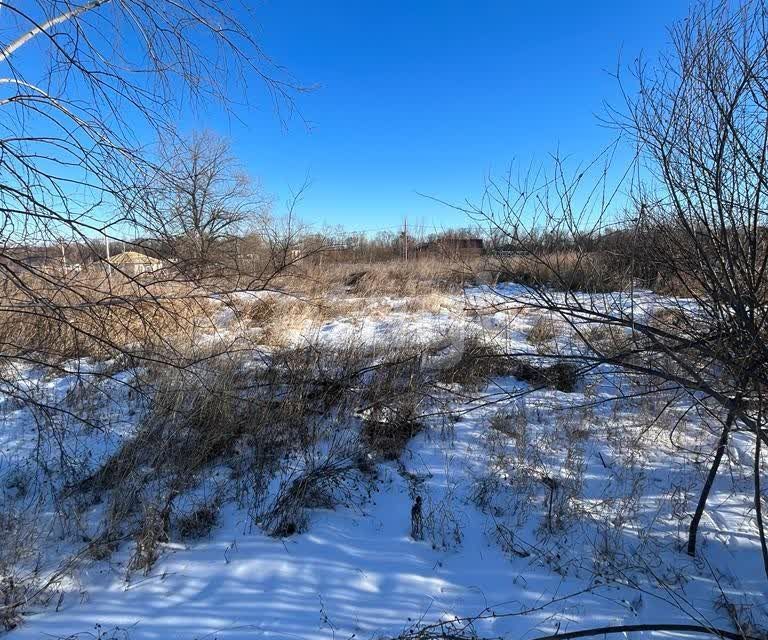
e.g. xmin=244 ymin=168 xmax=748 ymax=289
xmin=104 ymin=232 xmax=112 ymax=286
xmin=403 ymin=217 xmax=408 ymax=262
xmin=60 ymin=241 xmax=67 ymax=275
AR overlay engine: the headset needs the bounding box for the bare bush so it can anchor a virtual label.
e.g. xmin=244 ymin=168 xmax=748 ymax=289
xmin=361 ymin=403 xmax=423 ymax=461
xmin=493 ymin=250 xmax=626 ymax=293
xmin=262 ymin=437 xmax=368 ymax=537
xmin=510 ymin=360 xmax=581 ymax=393
xmin=436 ymin=335 xmax=516 ymax=389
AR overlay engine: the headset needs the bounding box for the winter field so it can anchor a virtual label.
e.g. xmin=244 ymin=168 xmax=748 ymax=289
xmin=5 ymin=0 xmax=768 ymax=639
xmin=1 ymin=277 xmax=766 ymax=640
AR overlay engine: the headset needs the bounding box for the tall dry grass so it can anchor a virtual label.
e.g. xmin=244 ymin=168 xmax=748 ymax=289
xmin=65 ymin=332 xmax=449 ymax=571
xmin=287 ymin=257 xmax=481 ymax=297
xmin=492 ymin=251 xmax=626 ymax=293
xmin=224 ymin=257 xmax=475 ymax=347
xmin=0 ymin=272 xmax=217 ymax=361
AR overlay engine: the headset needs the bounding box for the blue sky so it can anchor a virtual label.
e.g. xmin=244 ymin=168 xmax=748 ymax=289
xmin=186 ymin=1 xmax=689 ymax=233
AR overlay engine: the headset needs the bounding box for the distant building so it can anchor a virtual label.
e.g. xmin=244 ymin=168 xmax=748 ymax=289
xmin=416 ymin=237 xmax=484 ymax=258
xmin=107 ymin=251 xmax=164 ymax=276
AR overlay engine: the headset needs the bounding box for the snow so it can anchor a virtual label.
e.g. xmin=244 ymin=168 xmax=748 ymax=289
xmin=2 ymin=286 xmax=767 ymax=640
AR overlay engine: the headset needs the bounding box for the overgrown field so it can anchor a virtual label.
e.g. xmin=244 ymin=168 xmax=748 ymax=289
xmin=0 ymin=263 xmax=766 ymax=639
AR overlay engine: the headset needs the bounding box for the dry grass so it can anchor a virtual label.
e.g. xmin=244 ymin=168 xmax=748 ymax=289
xmin=490 ymin=248 xmax=703 ymax=296
xmin=2 ymin=252 xmax=612 ymax=621
xmin=177 ymin=502 xmax=220 ymax=540
xmin=510 ymin=359 xmax=581 ymax=393
xmin=69 ymin=332 xmax=446 ymax=570
xmin=493 ymin=251 xmax=627 ymax=293
xmin=583 ymin=324 xmax=634 ymax=358
xmin=401 ymin=292 xmax=452 ymax=314
xmin=526 ymin=316 xmax=558 ymax=345
xmin=649 ymin=307 xmax=690 ymax=332
xmin=229 ymin=293 xmax=372 ymax=346
xmin=229 ymin=287 xmax=457 ymax=349
xmin=358 ymin=345 xmax=433 ymax=459
xmin=1 ymin=251 xmax=595 ymax=592
xmin=262 ymin=443 xmax=368 ymax=537
xmin=0 ymin=276 xmax=216 ymax=361
xmin=490 ymin=402 xmax=529 ymax=450
xmin=287 ymin=257 xmax=479 ymax=298
xmin=361 ymin=401 xmax=423 ymax=461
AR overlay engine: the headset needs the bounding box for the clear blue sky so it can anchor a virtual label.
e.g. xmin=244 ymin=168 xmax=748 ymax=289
xmin=188 ymin=1 xmax=689 ymax=233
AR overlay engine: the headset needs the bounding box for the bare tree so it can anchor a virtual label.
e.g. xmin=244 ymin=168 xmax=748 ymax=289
xmin=464 ymin=0 xmax=768 ymax=578
xmin=1 ymin=0 xmax=305 ymax=247
xmin=140 ymin=130 xmax=270 ymax=273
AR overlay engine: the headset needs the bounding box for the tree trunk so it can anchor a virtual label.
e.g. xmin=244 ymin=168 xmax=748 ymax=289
xmin=754 ymin=415 xmax=768 ymax=579
xmin=687 ymin=411 xmax=735 ymax=556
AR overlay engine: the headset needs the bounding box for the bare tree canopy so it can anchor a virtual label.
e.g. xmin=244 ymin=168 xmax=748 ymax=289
xmin=0 ymin=0 xmax=305 ymax=250
xmin=138 ymin=130 xmax=270 ymax=273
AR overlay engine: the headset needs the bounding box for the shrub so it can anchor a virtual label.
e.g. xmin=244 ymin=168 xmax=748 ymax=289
xmin=177 ymin=503 xmax=219 ymax=540
xmin=361 ymin=401 xmax=423 ymax=460
xmin=493 ymin=251 xmax=626 ymax=293
xmin=129 ymin=500 xmax=172 ymax=573
xmin=359 ymin=349 xmax=431 ymax=459
xmin=510 ymin=359 xmax=580 ymax=393
xmin=262 ymin=441 xmax=366 ymax=537
xmin=435 ymin=336 xmax=515 ymax=388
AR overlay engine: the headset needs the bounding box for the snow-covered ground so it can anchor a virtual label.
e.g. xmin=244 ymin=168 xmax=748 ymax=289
xmin=2 ymin=285 xmax=766 ymax=639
